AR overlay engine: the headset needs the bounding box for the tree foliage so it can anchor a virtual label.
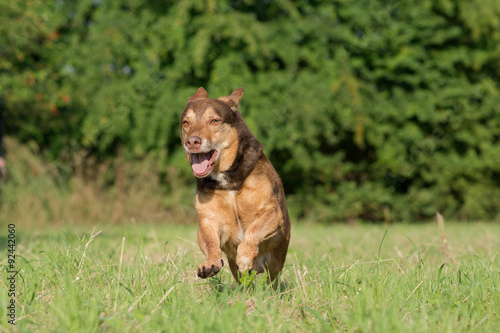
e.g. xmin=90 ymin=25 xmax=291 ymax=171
xmin=1 ymin=0 xmax=500 ymax=221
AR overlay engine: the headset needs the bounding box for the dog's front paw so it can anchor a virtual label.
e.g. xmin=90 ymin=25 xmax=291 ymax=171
xmin=236 ymin=255 xmax=255 ymax=273
xmin=197 ymin=259 xmax=224 ymax=278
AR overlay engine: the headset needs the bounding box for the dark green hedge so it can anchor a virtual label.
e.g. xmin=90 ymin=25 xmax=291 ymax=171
xmin=2 ymin=0 xmax=500 ymax=221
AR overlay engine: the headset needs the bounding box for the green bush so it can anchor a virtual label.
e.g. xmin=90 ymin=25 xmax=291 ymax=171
xmin=1 ymin=0 xmax=499 ymax=222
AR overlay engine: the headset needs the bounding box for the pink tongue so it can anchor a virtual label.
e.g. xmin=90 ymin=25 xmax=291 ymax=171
xmin=191 ymin=153 xmax=211 ymax=174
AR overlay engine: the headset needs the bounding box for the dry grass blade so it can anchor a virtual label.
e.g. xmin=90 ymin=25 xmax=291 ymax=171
xmin=436 ymin=212 xmax=455 ymax=263
xmin=383 ymin=207 xmax=391 ymax=227
xmin=406 ymin=280 xmax=423 ymax=300
xmin=77 ymin=227 xmax=102 ymax=273
xmin=128 ymin=290 xmax=148 ymax=313
xmin=152 ymin=286 xmax=175 ymax=314
xmin=114 ymin=237 xmax=126 ymax=312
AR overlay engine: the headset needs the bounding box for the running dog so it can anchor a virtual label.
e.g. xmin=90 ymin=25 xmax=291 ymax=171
xmin=180 ymin=87 xmax=291 ymax=283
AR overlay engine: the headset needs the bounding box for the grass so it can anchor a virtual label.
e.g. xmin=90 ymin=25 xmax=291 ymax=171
xmin=1 ymin=221 xmax=499 ymax=332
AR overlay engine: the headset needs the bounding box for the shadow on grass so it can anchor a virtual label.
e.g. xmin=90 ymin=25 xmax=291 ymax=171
xmin=203 ymin=270 xmax=294 ymax=298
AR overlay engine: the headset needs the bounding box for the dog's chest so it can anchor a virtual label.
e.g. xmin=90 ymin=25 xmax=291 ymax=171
xmin=220 ymin=191 xmax=244 ymax=247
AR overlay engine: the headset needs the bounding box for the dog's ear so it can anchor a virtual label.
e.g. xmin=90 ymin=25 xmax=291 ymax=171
xmin=188 ymin=87 xmax=209 ymax=103
xmin=218 ymin=88 xmax=244 ymax=111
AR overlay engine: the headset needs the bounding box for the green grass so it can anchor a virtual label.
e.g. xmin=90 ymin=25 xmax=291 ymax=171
xmin=2 ymin=222 xmax=499 ymax=332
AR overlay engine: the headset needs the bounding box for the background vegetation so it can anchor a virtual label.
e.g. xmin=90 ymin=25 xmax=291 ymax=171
xmin=1 ymin=0 xmax=500 ymax=224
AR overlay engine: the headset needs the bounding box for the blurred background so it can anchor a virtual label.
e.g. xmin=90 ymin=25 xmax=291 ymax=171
xmin=0 ymin=0 xmax=499 ymax=226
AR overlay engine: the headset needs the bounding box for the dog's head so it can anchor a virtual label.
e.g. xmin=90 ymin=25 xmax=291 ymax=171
xmin=180 ymin=87 xmax=244 ymax=178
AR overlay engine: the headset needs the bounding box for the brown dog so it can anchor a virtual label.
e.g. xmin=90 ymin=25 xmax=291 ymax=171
xmin=180 ymin=87 xmax=291 ymax=283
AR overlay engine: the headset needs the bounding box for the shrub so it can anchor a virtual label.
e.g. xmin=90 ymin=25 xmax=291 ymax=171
xmin=1 ymin=0 xmax=499 ymax=222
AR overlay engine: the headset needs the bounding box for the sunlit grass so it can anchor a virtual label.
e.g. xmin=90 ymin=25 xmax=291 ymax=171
xmin=2 ymin=222 xmax=499 ymax=332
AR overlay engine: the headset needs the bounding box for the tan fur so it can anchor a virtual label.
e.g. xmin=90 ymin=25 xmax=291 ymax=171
xmin=216 ymin=127 xmax=238 ymax=172
xmin=181 ymin=87 xmax=291 ymax=283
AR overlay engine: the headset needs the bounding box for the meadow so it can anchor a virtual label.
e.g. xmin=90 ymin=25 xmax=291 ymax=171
xmin=1 ymin=221 xmax=499 ymax=332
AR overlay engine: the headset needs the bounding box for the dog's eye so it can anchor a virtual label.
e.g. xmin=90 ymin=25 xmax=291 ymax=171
xmin=210 ymin=119 xmax=220 ymax=124
xmin=182 ymin=120 xmax=189 ymax=126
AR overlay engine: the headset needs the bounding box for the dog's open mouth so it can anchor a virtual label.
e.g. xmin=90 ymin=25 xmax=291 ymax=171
xmin=190 ymin=150 xmax=218 ymax=177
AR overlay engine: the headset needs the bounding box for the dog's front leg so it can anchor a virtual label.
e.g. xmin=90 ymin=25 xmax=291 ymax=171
xmin=236 ymin=208 xmax=281 ymax=273
xmin=197 ymin=221 xmax=224 ymax=278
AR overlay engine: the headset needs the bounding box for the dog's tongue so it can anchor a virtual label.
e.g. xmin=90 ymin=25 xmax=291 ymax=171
xmin=191 ymin=153 xmax=211 ymax=174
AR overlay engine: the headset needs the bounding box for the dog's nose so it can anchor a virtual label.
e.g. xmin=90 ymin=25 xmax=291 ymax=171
xmin=185 ymin=136 xmax=202 ymax=150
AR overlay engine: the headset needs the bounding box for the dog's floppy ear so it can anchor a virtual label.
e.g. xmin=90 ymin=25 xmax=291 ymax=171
xmin=188 ymin=87 xmax=209 ymax=103
xmin=218 ymin=88 xmax=244 ymax=111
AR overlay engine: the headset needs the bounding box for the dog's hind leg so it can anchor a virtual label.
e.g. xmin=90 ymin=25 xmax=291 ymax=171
xmin=265 ymin=245 xmax=288 ymax=286
xmin=227 ymin=257 xmax=240 ymax=282
xmin=266 ymin=258 xmax=283 ymax=283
